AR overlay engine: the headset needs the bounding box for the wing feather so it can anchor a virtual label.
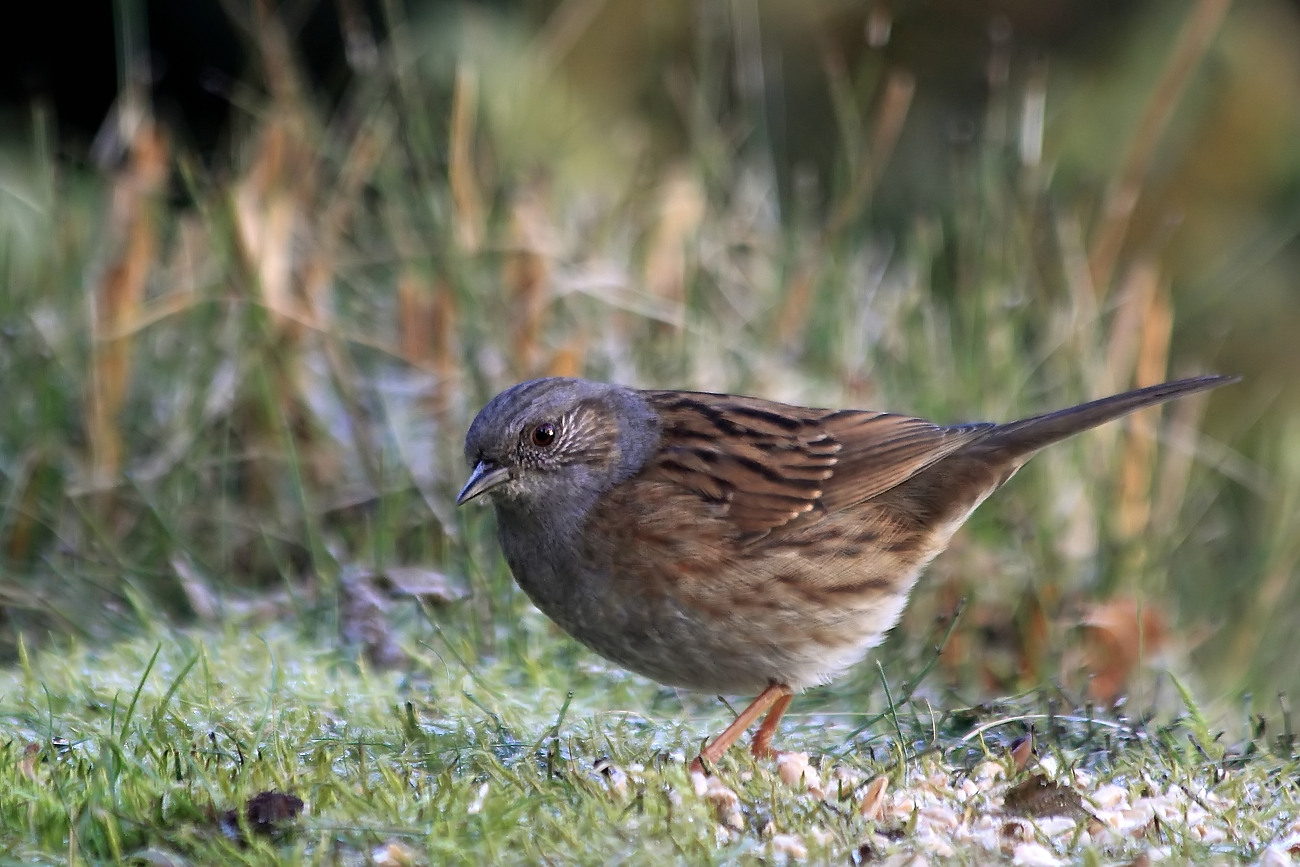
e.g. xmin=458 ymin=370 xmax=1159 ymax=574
xmin=641 ymin=391 xmax=993 ymax=535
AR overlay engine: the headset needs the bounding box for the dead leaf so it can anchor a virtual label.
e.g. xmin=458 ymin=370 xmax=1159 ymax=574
xmin=339 ymin=568 xmax=404 ymax=667
xmin=339 ymin=566 xmax=468 ymax=666
xmin=1003 ymin=773 xmax=1088 ymax=819
xmin=1009 ymin=734 xmax=1034 ymax=772
xmin=1079 ymin=596 xmax=1167 ymax=704
xmin=859 ymin=775 xmax=888 ymax=820
xmin=218 ymin=791 xmax=304 ymax=844
xmin=372 ymin=841 xmax=420 ymax=867
xmin=170 ymin=555 xmax=219 ymax=621
xmin=701 ymin=776 xmax=743 ymax=830
xmin=19 ymin=743 xmax=40 ymax=780
xmin=380 ymin=567 xmax=468 ymax=605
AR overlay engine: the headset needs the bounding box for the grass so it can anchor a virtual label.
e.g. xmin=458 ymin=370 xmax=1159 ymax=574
xmin=4 ymin=616 xmax=1300 ymax=863
xmin=1 ymin=0 xmax=1298 ymax=861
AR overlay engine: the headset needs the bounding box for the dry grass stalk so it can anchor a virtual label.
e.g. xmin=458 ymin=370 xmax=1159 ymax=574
xmin=1099 ymin=260 xmax=1160 ymax=400
xmin=503 ymin=186 xmax=553 ymax=376
xmin=229 ymin=110 xmax=328 ymax=500
xmin=779 ymin=61 xmax=913 ymax=347
xmin=1150 ymin=391 xmax=1211 ymax=536
xmin=826 ymin=68 xmax=915 ymax=239
xmin=233 ymin=0 xmax=331 ymax=333
xmin=309 ymin=118 xmax=392 ymax=487
xmin=547 ymin=337 xmax=587 ymax=379
xmin=450 ymin=63 xmax=486 ymax=253
xmin=229 ymin=11 xmax=393 ymax=490
xmin=4 ymin=453 xmax=43 ymax=565
xmin=866 ymin=2 xmax=892 ymax=48
xmin=1226 ymin=467 xmax=1300 ymax=675
xmin=249 ymin=0 xmax=305 ymax=105
xmin=87 ymin=116 xmax=169 ymax=488
xmin=1087 ymin=0 xmax=1232 ymax=293
xmin=643 ymin=165 xmax=704 ymax=332
xmin=1115 ymin=280 xmax=1173 ymax=543
xmin=398 ymin=271 xmax=435 ymax=366
xmin=399 ymin=272 xmax=460 ymax=415
xmin=233 ymin=116 xmax=319 ymax=336
xmin=1053 ymin=213 xmax=1099 ymax=347
xmin=775 ymin=260 xmax=817 ymax=347
xmin=430 ymin=282 xmax=460 ymax=405
xmin=535 ymin=0 xmax=607 ymax=67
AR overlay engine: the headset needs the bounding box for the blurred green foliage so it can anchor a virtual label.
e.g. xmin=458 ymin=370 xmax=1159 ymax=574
xmin=0 ymin=0 xmax=1296 ymax=714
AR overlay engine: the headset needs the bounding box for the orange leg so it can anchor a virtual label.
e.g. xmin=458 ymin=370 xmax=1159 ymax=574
xmin=750 ymin=690 xmax=794 ymax=758
xmin=691 ymin=683 xmax=794 ymax=773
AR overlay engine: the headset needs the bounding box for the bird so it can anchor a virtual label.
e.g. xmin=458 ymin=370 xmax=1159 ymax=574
xmin=457 ymin=374 xmax=1235 ymax=770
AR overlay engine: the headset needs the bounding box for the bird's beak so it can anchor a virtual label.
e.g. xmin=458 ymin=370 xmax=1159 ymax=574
xmin=457 ymin=460 xmax=512 ymax=505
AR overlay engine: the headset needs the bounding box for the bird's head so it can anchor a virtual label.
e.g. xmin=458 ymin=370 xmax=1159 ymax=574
xmin=457 ymin=377 xmax=659 ymax=514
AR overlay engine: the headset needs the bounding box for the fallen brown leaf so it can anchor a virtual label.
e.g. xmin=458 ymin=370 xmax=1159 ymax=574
xmin=1003 ymin=773 xmax=1088 ymax=820
xmin=218 ymin=790 xmax=305 ymax=844
xmin=859 ymin=775 xmax=889 ymax=820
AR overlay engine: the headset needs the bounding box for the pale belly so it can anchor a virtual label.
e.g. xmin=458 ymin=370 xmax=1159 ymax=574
xmin=504 ymin=527 xmax=924 ymax=694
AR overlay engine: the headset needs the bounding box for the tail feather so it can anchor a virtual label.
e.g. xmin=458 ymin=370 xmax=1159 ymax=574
xmin=978 ymin=375 xmax=1238 ymax=460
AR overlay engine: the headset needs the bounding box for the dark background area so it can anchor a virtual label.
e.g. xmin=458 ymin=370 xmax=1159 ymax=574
xmin=2 ymin=0 xmax=1155 ymax=160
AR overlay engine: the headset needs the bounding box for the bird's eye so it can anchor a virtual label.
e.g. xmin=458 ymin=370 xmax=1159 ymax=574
xmin=530 ymin=422 xmax=557 ymax=447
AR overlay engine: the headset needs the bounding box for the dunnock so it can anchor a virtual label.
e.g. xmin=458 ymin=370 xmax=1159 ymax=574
xmin=458 ymin=375 xmax=1234 ymax=769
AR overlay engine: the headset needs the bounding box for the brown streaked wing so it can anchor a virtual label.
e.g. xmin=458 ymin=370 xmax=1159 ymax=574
xmin=641 ymin=390 xmax=995 ymax=535
xmin=641 ymin=391 xmax=840 ymax=534
xmin=816 ymin=411 xmax=995 ymax=513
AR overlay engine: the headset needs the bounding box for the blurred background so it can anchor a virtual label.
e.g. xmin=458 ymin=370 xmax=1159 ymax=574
xmin=1 ymin=0 xmax=1297 ymax=719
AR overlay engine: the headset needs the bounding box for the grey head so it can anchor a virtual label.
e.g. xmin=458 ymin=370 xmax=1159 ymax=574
xmin=457 ymin=377 xmax=662 ymax=518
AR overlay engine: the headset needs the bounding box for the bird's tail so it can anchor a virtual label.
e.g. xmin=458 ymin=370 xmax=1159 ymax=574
xmin=977 ymin=375 xmax=1237 ymax=460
